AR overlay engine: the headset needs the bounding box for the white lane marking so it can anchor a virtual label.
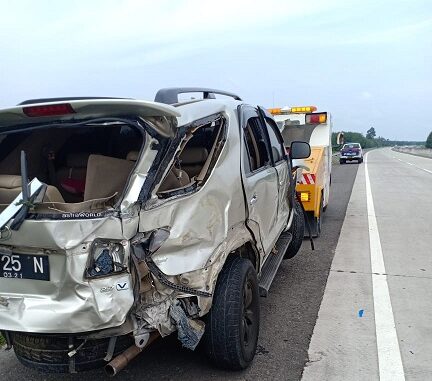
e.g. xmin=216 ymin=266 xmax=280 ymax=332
xmin=365 ymin=153 xmax=405 ymax=381
xmin=423 ymin=168 xmax=432 ymax=174
xmin=394 ymin=155 xmax=432 ymax=174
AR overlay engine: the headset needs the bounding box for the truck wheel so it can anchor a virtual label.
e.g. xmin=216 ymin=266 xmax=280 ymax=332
xmin=202 ymin=256 xmax=259 ymax=370
xmin=284 ymin=200 xmax=305 ymax=259
xmin=12 ymin=333 xmax=133 ymax=373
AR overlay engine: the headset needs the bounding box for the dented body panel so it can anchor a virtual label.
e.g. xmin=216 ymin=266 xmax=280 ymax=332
xmin=0 ymin=216 xmax=135 ymax=333
xmin=139 ymin=108 xmax=247 ymax=276
xmin=0 ymin=95 xmax=298 ymax=373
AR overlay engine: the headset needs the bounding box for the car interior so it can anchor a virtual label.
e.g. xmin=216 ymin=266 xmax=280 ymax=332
xmin=0 ymin=124 xmax=143 ymax=208
xmin=0 ymin=116 xmax=227 ymax=210
xmin=156 ymin=117 xmax=226 ymax=197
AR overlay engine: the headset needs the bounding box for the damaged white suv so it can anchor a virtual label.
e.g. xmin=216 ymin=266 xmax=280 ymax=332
xmin=0 ymin=88 xmax=309 ymax=375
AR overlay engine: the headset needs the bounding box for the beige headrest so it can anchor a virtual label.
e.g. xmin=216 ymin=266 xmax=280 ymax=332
xmin=180 ymin=148 xmax=209 ymax=164
xmin=0 ymin=175 xmax=22 ymax=189
xmin=126 ymin=151 xmax=140 ymax=161
xmin=66 ymin=153 xmax=90 ymax=168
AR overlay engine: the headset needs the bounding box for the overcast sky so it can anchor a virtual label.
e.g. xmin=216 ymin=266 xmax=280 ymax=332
xmin=1 ymin=0 xmax=431 ymax=140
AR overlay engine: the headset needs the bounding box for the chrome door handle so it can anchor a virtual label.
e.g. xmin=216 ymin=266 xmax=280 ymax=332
xmin=250 ymin=194 xmax=258 ymax=205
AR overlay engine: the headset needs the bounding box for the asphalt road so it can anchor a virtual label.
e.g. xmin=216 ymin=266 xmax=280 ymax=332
xmin=0 ymin=159 xmax=359 ymax=381
xmin=303 ymin=148 xmax=432 ymax=380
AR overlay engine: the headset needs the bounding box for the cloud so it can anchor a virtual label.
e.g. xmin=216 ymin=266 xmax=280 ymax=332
xmin=0 ymin=0 xmax=431 ymax=140
xmin=0 ymin=0 xmax=340 ymax=61
xmin=331 ymin=17 xmax=432 ymax=45
xmin=360 ymin=91 xmax=372 ymax=100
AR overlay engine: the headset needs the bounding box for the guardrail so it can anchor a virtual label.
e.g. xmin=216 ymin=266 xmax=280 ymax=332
xmin=392 ymin=146 xmax=432 ymax=159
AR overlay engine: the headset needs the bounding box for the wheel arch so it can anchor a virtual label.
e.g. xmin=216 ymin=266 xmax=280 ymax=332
xmin=228 ymin=240 xmax=260 ymax=272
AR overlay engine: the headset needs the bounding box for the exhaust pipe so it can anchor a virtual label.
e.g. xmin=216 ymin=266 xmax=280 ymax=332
xmin=105 ymin=332 xmax=159 ymax=377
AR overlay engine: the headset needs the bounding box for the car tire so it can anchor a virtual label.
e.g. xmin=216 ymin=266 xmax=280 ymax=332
xmin=358 ymin=158 xmax=363 ymax=164
xmin=339 ymin=159 xmax=345 ymax=164
xmin=12 ymin=332 xmax=133 ymax=373
xmin=284 ymin=199 xmax=305 ymax=259
xmin=202 ymin=256 xmax=259 ymax=370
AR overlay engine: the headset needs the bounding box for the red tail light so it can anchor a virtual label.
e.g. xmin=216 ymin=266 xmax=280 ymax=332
xmin=306 ymin=113 xmax=327 ymax=124
xmin=23 ymin=103 xmax=75 ymax=117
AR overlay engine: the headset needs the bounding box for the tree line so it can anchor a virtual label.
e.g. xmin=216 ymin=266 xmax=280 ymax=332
xmin=332 ymin=127 xmax=429 ymax=149
xmin=427 ymin=131 xmax=432 ymax=149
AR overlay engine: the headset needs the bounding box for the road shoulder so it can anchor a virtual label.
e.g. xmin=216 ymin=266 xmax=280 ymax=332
xmin=302 ymin=163 xmax=379 ymax=380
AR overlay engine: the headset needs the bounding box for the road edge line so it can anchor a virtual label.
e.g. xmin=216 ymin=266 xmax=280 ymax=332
xmin=364 ymin=152 xmax=405 ymax=381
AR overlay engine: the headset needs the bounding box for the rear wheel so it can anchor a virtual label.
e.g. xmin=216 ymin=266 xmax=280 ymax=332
xmin=284 ymin=199 xmax=305 ymax=259
xmin=12 ymin=333 xmax=133 ymax=373
xmin=202 ymin=256 xmax=259 ymax=370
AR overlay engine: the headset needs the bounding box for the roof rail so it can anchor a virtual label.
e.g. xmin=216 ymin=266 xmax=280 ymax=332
xmin=18 ymin=96 xmax=129 ymax=105
xmin=154 ymin=87 xmax=242 ymax=105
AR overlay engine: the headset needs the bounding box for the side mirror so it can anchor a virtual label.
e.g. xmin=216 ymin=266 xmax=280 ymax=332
xmin=336 ymin=132 xmax=345 ymax=145
xmin=290 ymin=141 xmax=311 ymax=159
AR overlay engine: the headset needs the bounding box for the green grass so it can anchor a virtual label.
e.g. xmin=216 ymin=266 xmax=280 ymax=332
xmin=0 ymin=334 xmax=5 ymax=346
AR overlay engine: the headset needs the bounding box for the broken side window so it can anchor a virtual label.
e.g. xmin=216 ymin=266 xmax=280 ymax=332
xmin=156 ymin=115 xmax=226 ymax=198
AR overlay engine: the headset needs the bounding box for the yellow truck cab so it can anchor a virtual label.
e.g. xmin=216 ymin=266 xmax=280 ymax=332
xmin=269 ymin=106 xmax=332 ymax=237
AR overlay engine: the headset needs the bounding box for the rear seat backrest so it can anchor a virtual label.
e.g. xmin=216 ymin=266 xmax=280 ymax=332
xmin=0 ymin=175 xmax=23 ymax=204
xmin=0 ymin=175 xmax=64 ymax=204
xmin=84 ymin=154 xmax=135 ymax=201
xmin=158 ymin=167 xmax=190 ymax=193
xmin=126 ymin=150 xmax=190 ymax=193
xmin=57 ymin=153 xmax=89 ymax=196
xmin=57 ymin=153 xmax=89 ymax=180
xmin=179 ymin=147 xmax=209 ymax=177
xmin=126 ymin=151 xmax=139 ymax=161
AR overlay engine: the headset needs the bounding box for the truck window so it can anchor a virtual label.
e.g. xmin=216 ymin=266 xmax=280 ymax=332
xmin=280 ymin=123 xmax=316 ymax=146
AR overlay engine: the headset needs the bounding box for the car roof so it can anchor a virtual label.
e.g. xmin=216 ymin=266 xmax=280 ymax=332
xmin=175 ymin=98 xmax=243 ymax=126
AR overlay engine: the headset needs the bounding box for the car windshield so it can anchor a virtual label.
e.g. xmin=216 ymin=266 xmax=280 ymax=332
xmin=343 ymin=143 xmax=360 ymax=149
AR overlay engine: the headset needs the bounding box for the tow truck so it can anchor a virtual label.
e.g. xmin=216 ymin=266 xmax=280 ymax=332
xmin=269 ymin=106 xmax=332 ymax=237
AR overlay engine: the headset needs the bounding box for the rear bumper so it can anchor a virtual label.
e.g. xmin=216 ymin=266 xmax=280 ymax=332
xmin=340 ymin=155 xmax=362 ymax=160
xmin=296 ymin=183 xmax=321 ymax=216
xmin=0 ymin=216 xmax=136 ymax=334
xmin=0 ymin=247 xmax=134 ymax=334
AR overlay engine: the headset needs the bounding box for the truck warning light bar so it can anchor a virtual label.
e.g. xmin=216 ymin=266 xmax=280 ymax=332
xmin=268 ymin=106 xmax=318 ymax=115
